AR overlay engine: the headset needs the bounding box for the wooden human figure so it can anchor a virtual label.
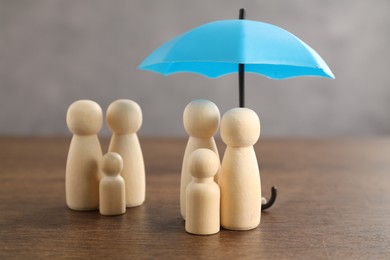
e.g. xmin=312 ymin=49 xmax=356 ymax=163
xmin=107 ymin=99 xmax=145 ymax=207
xmin=185 ymin=148 xmax=220 ymax=235
xmin=100 ymin=152 xmax=126 ymax=216
xmin=180 ymin=99 xmax=220 ymax=219
xmin=66 ymin=100 xmax=103 ymax=210
xmin=218 ymin=107 xmax=261 ymax=230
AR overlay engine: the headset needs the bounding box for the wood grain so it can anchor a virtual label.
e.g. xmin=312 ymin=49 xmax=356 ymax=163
xmin=0 ymin=137 xmax=389 ymax=259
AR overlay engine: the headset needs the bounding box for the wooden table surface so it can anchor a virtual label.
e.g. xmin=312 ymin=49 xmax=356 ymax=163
xmin=0 ymin=137 xmax=389 ymax=259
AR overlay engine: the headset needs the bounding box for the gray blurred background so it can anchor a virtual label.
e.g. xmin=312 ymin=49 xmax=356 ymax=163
xmin=0 ymin=0 xmax=389 ymax=137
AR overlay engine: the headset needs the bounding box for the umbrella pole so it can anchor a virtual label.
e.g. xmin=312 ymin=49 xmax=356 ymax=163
xmin=239 ymin=64 xmax=245 ymax=108
xmin=239 ymin=8 xmax=246 ymax=108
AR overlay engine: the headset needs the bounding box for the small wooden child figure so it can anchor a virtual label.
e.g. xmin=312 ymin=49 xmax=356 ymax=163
xmin=185 ymin=148 xmax=220 ymax=235
xmin=66 ymin=100 xmax=103 ymax=211
xmin=218 ymin=107 xmax=261 ymax=230
xmin=100 ymin=152 xmax=126 ymax=216
xmin=181 ymin=99 xmax=220 ymax=219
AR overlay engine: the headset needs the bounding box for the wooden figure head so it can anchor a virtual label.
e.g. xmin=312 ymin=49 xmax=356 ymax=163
xmin=183 ymin=99 xmax=220 ymax=138
xmin=220 ymin=107 xmax=260 ymax=147
xmin=188 ymin=148 xmax=219 ymax=179
xmin=107 ymin=99 xmax=143 ymax=134
xmin=66 ymin=100 xmax=103 ymax=135
xmin=102 ymin=152 xmax=123 ymax=177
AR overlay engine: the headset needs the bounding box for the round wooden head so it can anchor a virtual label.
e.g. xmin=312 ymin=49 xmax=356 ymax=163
xmin=102 ymin=152 xmax=123 ymax=177
xmin=66 ymin=100 xmax=103 ymax=135
xmin=183 ymin=99 xmax=220 ymax=138
xmin=188 ymin=148 xmax=219 ymax=179
xmin=107 ymin=99 xmax=142 ymax=134
xmin=221 ymin=108 xmax=260 ymax=147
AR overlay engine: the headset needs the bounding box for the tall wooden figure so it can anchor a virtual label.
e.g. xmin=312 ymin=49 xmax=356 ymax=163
xmin=180 ymin=99 xmax=220 ymax=219
xmin=66 ymin=100 xmax=103 ymax=210
xmin=219 ymin=108 xmax=261 ymax=230
xmin=107 ymin=99 xmax=145 ymax=207
xmin=186 ymin=149 xmax=220 ymax=235
xmin=100 ymin=152 xmax=126 ymax=216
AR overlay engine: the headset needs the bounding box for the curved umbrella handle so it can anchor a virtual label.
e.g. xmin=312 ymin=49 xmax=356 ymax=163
xmin=261 ymin=186 xmax=277 ymax=211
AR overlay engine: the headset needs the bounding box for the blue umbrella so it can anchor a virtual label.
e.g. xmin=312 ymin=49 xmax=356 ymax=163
xmin=139 ymin=9 xmax=334 ymax=107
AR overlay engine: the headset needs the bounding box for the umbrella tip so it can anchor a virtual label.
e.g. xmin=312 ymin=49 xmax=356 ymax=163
xmin=239 ymin=8 xmax=246 ymax=20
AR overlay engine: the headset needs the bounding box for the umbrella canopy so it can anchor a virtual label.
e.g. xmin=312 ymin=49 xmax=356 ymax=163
xmin=138 ymin=20 xmax=334 ymax=80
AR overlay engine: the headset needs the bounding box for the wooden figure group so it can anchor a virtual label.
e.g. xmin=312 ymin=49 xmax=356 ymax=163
xmin=65 ymin=99 xmax=145 ymax=216
xmin=181 ymin=99 xmax=261 ymax=235
xmin=65 ymin=98 xmax=262 ymax=234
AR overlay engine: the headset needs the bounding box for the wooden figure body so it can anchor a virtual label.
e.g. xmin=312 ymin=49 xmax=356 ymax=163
xmin=180 ymin=99 xmax=220 ymax=219
xmin=218 ymin=107 xmax=261 ymax=230
xmin=66 ymin=100 xmax=103 ymax=210
xmin=107 ymin=99 xmax=145 ymax=207
xmin=185 ymin=149 xmax=220 ymax=235
xmin=100 ymin=152 xmax=126 ymax=216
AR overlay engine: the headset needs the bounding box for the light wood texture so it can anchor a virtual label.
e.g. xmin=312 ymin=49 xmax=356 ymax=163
xmin=107 ymin=99 xmax=145 ymax=207
xmin=219 ymin=108 xmax=261 ymax=230
xmin=100 ymin=152 xmax=126 ymax=216
xmin=180 ymin=99 xmax=220 ymax=219
xmin=1 ymin=137 xmax=390 ymax=259
xmin=65 ymin=100 xmax=103 ymax=210
xmin=185 ymin=149 xmax=220 ymax=235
